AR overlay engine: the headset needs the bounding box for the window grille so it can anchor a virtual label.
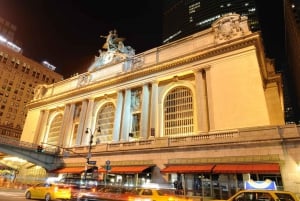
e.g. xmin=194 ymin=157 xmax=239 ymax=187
xmin=48 ymin=114 xmax=63 ymax=145
xmin=164 ymin=86 xmax=194 ymax=137
xmin=96 ymin=102 xmax=115 ymax=143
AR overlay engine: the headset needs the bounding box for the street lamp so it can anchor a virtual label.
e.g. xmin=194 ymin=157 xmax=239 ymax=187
xmin=83 ymin=126 xmax=101 ymax=186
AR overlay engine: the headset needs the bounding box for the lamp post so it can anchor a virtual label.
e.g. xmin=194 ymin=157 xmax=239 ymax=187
xmin=83 ymin=126 xmax=101 ymax=186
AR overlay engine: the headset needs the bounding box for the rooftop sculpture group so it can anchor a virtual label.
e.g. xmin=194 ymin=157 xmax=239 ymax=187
xmin=88 ymin=29 xmax=135 ymax=71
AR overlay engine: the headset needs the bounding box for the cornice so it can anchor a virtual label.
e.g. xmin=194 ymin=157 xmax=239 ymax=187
xmin=28 ymin=33 xmax=262 ymax=109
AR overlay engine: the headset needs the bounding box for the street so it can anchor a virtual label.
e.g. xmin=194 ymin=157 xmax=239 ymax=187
xmin=0 ymin=188 xmax=27 ymax=201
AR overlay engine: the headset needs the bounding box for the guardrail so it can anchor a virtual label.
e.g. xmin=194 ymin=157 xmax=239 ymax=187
xmin=0 ymin=136 xmax=58 ymax=154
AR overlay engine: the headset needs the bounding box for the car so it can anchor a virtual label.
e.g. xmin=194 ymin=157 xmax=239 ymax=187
xmin=128 ymin=188 xmax=193 ymax=201
xmin=72 ymin=185 xmax=139 ymax=201
xmin=25 ymin=182 xmax=72 ymax=201
xmin=224 ymin=190 xmax=299 ymax=201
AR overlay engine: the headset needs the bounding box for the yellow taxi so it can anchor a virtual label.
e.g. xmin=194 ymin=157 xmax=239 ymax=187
xmin=225 ymin=190 xmax=299 ymax=201
xmin=25 ymin=182 xmax=71 ymax=201
xmin=128 ymin=188 xmax=193 ymax=201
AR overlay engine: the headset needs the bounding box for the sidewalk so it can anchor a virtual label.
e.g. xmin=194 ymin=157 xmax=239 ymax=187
xmin=0 ymin=182 xmax=29 ymax=191
xmin=0 ymin=186 xmax=25 ymax=192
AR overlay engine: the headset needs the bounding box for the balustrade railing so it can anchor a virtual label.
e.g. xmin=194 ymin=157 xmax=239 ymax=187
xmin=0 ymin=135 xmax=58 ymax=154
xmin=1 ymin=124 xmax=299 ymax=156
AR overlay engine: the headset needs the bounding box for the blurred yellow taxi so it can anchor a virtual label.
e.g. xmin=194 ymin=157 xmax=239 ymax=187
xmin=128 ymin=188 xmax=193 ymax=201
xmin=25 ymin=182 xmax=71 ymax=201
xmin=225 ymin=190 xmax=299 ymax=201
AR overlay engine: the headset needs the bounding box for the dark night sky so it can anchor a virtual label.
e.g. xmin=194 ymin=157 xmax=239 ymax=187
xmin=0 ymin=0 xmax=163 ymax=78
xmin=0 ymin=0 xmax=286 ymax=78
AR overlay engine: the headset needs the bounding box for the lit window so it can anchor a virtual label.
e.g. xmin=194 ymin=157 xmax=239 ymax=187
xmin=48 ymin=114 xmax=63 ymax=146
xmin=164 ymin=86 xmax=194 ymax=137
xmin=95 ymin=102 xmax=115 ymax=143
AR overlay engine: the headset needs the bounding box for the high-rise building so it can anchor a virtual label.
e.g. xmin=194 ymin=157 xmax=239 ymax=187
xmin=283 ymin=0 xmax=300 ymax=123
xmin=0 ymin=16 xmax=22 ymax=49
xmin=163 ymin=0 xmax=259 ymax=43
xmin=0 ymin=17 xmax=16 ymax=42
xmin=0 ymin=34 xmax=63 ymax=139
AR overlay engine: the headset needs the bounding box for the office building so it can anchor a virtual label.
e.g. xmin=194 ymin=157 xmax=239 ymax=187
xmin=0 ymin=17 xmax=17 ymax=43
xmin=163 ymin=0 xmax=259 ymax=43
xmin=283 ymin=0 xmax=300 ymax=123
xmin=0 ymin=34 xmax=63 ymax=139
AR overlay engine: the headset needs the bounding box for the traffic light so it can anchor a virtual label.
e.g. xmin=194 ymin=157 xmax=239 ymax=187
xmin=36 ymin=145 xmax=44 ymax=152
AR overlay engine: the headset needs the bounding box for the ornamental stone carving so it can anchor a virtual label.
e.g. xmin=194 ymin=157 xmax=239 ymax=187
xmin=77 ymin=74 xmax=91 ymax=87
xmin=88 ymin=29 xmax=135 ymax=72
xmin=33 ymin=84 xmax=48 ymax=100
xmin=212 ymin=13 xmax=251 ymax=44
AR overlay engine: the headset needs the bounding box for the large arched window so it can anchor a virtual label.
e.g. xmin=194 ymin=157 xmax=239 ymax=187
xmin=48 ymin=114 xmax=63 ymax=145
xmin=164 ymin=86 xmax=194 ymax=137
xmin=95 ymin=102 xmax=115 ymax=143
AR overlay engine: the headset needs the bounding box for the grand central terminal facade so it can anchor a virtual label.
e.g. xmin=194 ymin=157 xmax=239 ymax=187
xmin=19 ymin=14 xmax=300 ymax=198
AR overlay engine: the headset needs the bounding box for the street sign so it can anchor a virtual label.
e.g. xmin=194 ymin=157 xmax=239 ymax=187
xmin=88 ymin=160 xmax=97 ymax=165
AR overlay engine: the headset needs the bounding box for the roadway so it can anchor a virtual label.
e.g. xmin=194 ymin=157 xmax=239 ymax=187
xmin=0 ymin=188 xmax=26 ymax=201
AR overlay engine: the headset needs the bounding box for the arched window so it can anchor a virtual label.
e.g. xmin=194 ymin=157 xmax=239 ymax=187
xmin=95 ymin=102 xmax=115 ymax=143
xmin=48 ymin=114 xmax=63 ymax=145
xmin=164 ymin=86 xmax=194 ymax=137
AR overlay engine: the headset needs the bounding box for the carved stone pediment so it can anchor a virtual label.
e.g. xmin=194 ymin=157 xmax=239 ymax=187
xmin=212 ymin=13 xmax=251 ymax=44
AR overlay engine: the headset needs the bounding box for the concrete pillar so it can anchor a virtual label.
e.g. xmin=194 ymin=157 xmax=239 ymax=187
xmin=77 ymin=99 xmax=88 ymax=145
xmin=150 ymin=81 xmax=159 ymax=138
xmin=140 ymin=84 xmax=150 ymax=139
xmin=84 ymin=98 xmax=95 ymax=132
xmin=59 ymin=104 xmax=71 ymax=146
xmin=120 ymin=89 xmax=131 ymax=141
xmin=35 ymin=110 xmax=49 ymax=144
xmin=62 ymin=103 xmax=76 ymax=146
xmin=112 ymin=91 xmax=124 ymax=142
xmin=194 ymin=68 xmax=209 ymax=132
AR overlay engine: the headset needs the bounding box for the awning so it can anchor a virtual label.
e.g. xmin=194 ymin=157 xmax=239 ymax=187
xmin=161 ymin=165 xmax=215 ymax=173
xmin=213 ymin=164 xmax=280 ymax=173
xmin=53 ymin=167 xmax=85 ymax=174
xmin=99 ymin=165 xmax=152 ymax=174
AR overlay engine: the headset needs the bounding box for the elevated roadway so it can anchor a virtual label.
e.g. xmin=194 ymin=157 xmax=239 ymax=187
xmin=0 ymin=136 xmax=63 ymax=171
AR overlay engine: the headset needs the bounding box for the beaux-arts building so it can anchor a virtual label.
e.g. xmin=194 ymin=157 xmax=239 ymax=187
xmin=20 ymin=14 xmax=300 ymax=198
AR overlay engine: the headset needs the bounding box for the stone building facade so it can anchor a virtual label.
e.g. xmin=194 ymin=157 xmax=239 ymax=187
xmin=20 ymin=14 xmax=300 ymax=198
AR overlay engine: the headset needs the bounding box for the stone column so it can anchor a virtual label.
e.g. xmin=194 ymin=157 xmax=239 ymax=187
xmin=59 ymin=104 xmax=71 ymax=146
xmin=84 ymin=98 xmax=95 ymax=132
xmin=150 ymin=81 xmax=159 ymax=138
xmin=194 ymin=68 xmax=209 ymax=132
xmin=77 ymin=99 xmax=88 ymax=145
xmin=112 ymin=91 xmax=124 ymax=142
xmin=61 ymin=103 xmax=76 ymax=145
xmin=120 ymin=89 xmax=131 ymax=141
xmin=140 ymin=84 xmax=150 ymax=139
xmin=34 ymin=110 xmax=49 ymax=144
xmin=60 ymin=104 xmax=76 ymax=146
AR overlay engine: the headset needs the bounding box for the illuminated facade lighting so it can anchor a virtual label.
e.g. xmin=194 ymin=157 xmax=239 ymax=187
xmin=0 ymin=34 xmax=21 ymax=53
xmin=43 ymin=61 xmax=56 ymax=71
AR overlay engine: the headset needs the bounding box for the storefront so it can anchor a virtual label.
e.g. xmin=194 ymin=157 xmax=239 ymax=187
xmin=161 ymin=163 xmax=282 ymax=200
xmin=51 ymin=163 xmax=154 ymax=188
xmin=99 ymin=165 xmax=153 ymax=186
